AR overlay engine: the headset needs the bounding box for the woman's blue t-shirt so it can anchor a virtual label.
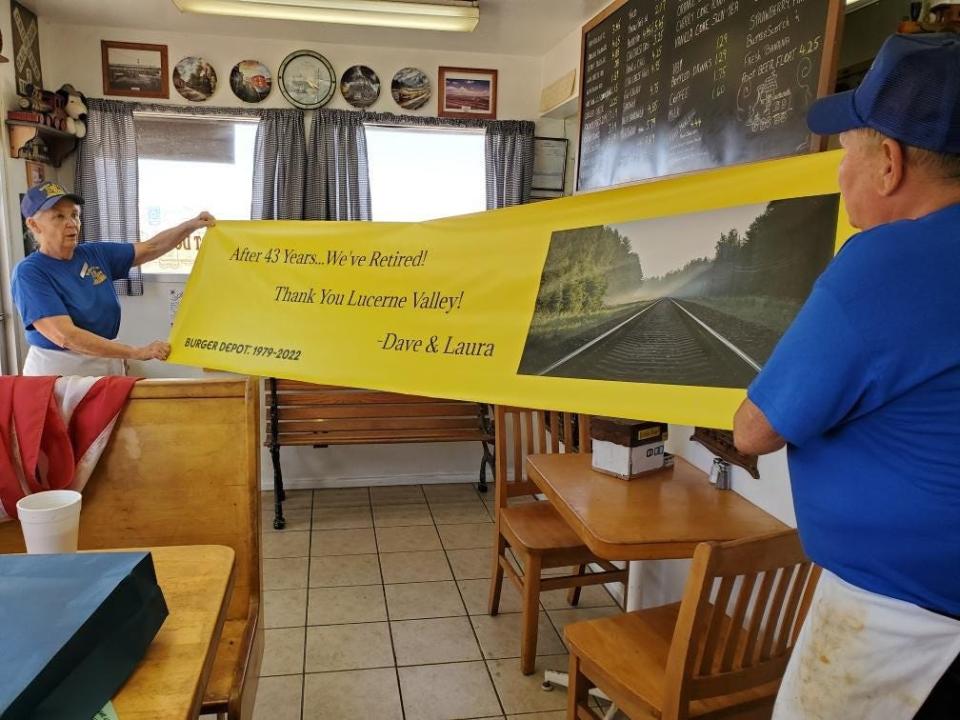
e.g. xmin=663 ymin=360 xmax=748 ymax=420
xmin=12 ymin=243 xmax=135 ymax=350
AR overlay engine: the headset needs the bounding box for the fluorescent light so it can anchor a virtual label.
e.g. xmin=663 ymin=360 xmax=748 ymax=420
xmin=171 ymin=0 xmax=480 ymax=31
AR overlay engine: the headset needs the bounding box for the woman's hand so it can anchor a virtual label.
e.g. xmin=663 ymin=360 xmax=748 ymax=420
xmin=186 ymin=212 xmax=216 ymax=233
xmin=134 ymin=340 xmax=171 ymax=361
xmin=133 ymin=213 xmax=218 ymax=268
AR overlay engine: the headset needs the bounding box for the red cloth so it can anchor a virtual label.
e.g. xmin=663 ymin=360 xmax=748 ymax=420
xmin=0 ymin=375 xmax=138 ymax=518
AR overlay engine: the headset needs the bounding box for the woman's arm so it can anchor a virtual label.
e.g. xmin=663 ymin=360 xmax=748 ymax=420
xmin=132 ymin=212 xmax=216 ymax=267
xmin=33 ymin=315 xmax=170 ymax=361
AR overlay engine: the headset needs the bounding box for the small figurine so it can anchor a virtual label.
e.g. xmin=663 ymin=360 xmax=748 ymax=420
xmin=18 ymin=136 xmax=49 ymax=163
xmin=17 ymin=83 xmax=68 ymax=132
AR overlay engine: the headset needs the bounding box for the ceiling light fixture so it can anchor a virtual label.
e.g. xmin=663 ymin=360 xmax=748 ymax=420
xmin=171 ymin=0 xmax=479 ymax=32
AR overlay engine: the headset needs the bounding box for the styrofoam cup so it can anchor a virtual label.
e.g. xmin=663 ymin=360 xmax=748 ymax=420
xmin=16 ymin=490 xmax=82 ymax=554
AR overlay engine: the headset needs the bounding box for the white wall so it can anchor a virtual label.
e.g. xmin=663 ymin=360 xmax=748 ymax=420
xmin=39 ymin=22 xmax=545 ymax=117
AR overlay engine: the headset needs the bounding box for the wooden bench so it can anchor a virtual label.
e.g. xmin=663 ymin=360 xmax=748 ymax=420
xmin=0 ymin=378 xmax=263 ymax=720
xmin=265 ymin=379 xmax=495 ymax=529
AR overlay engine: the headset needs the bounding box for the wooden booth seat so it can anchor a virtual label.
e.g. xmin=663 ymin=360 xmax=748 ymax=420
xmin=0 ymin=378 xmax=263 ymax=720
xmin=264 ymin=379 xmax=494 ymax=528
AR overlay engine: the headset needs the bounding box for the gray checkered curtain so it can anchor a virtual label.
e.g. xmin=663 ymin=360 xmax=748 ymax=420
xmin=485 ymin=120 xmax=535 ymax=209
xmin=75 ymin=98 xmax=142 ymax=296
xmin=252 ymin=109 xmax=306 ymax=220
xmin=305 ymin=109 xmax=371 ymax=221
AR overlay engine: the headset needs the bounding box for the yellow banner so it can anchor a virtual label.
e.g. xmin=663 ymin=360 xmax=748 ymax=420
xmin=169 ymin=151 xmax=852 ymax=428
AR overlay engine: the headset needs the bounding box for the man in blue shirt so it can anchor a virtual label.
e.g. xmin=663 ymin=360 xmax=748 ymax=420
xmin=734 ymin=34 xmax=960 ymax=719
xmin=12 ymin=182 xmax=214 ymax=375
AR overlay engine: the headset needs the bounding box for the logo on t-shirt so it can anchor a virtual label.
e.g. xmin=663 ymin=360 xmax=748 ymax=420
xmin=79 ymin=261 xmax=107 ymax=286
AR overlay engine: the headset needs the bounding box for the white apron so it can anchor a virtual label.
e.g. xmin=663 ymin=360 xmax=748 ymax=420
xmin=774 ymin=570 xmax=960 ymax=720
xmin=22 ymin=346 xmax=126 ymax=377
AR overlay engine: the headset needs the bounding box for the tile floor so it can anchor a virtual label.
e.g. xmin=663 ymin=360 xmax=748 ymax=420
xmin=252 ymin=483 xmax=623 ymax=720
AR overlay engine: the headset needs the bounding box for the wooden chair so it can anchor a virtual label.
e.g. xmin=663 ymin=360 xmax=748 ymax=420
xmin=488 ymin=405 xmax=628 ymax=675
xmin=565 ymin=529 xmax=820 ymax=720
xmin=0 ymin=378 xmax=263 ymax=720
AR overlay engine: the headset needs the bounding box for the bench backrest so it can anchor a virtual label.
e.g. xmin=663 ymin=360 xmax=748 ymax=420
xmin=0 ymin=377 xmax=261 ymax=624
xmin=265 ymin=379 xmax=491 ymax=446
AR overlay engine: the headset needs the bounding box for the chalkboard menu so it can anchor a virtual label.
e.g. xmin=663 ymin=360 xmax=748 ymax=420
xmin=577 ymin=0 xmax=842 ymax=191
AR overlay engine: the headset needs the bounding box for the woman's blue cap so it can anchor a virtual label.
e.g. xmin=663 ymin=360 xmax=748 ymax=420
xmin=807 ymin=33 xmax=960 ymax=154
xmin=21 ymin=181 xmax=84 ymax=219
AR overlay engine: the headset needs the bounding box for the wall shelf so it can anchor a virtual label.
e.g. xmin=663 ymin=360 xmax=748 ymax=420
xmin=540 ymin=94 xmax=579 ymax=119
xmin=6 ymin=121 xmax=77 ymax=167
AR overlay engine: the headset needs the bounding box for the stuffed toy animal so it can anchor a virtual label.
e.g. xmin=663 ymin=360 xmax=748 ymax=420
xmin=57 ymin=84 xmax=88 ymax=138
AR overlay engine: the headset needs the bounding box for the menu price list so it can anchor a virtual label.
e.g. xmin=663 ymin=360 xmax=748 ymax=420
xmin=578 ymin=0 xmax=833 ymax=191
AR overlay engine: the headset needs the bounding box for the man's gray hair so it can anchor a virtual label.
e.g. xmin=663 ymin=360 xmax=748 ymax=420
xmin=854 ymin=127 xmax=960 ymax=182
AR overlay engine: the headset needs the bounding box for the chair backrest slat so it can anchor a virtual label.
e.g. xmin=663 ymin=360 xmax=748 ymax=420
xmin=741 ymin=568 xmax=776 ymax=665
xmin=719 ymin=572 xmax=758 ymax=673
xmin=759 ymin=566 xmax=795 ymax=662
xmin=696 ymin=575 xmax=735 ymax=676
xmin=774 ymin=562 xmax=813 ymax=657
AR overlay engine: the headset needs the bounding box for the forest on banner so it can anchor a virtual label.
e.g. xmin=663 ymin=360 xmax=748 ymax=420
xmin=518 ymin=194 xmax=840 ymax=388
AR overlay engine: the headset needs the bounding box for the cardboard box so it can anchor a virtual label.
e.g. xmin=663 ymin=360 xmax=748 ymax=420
xmin=590 ymin=418 xmax=670 ymax=479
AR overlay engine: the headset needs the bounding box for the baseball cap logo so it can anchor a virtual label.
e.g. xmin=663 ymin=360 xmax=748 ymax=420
xmin=41 ymin=182 xmax=67 ymax=197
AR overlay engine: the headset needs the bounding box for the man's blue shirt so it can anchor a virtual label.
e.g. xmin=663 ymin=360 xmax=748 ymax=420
xmin=12 ymin=243 xmax=135 ymax=350
xmin=749 ymin=203 xmax=960 ymax=615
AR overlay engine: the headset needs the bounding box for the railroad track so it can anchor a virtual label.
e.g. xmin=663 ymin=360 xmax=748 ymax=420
xmin=538 ymin=298 xmax=761 ymax=388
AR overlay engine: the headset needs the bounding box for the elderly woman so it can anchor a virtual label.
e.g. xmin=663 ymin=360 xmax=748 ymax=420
xmin=12 ymin=181 xmax=215 ymax=376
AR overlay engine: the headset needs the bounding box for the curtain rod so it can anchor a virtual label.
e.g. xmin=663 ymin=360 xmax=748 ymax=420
xmin=133 ymin=109 xmax=259 ymax=122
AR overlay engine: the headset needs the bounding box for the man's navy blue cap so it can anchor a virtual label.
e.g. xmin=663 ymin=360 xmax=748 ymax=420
xmin=20 ymin=181 xmax=84 ymax=219
xmin=807 ymin=33 xmax=960 ymax=154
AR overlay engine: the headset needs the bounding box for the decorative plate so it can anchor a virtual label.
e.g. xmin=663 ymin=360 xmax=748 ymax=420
xmin=340 ymin=65 xmax=380 ymax=109
xmin=278 ymin=50 xmax=336 ymax=109
xmin=230 ymin=60 xmax=272 ymax=103
xmin=391 ymin=67 xmax=431 ymax=110
xmin=173 ymin=56 xmax=217 ymax=102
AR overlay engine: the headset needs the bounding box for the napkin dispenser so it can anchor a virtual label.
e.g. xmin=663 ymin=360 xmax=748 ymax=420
xmin=591 ymin=418 xmax=670 ymax=479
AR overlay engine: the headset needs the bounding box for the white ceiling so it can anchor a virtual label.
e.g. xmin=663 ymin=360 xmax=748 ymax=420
xmin=31 ymin=0 xmax=610 ymax=57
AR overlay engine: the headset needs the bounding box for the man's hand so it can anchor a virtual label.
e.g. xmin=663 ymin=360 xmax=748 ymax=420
xmin=134 ymin=340 xmax=171 ymax=361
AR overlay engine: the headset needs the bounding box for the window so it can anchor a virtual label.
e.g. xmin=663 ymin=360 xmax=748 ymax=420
xmin=135 ymin=113 xmax=258 ymax=275
xmin=364 ymin=125 xmax=486 ymax=221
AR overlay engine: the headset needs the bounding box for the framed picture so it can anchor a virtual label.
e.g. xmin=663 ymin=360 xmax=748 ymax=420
xmin=278 ymin=49 xmax=336 ymax=109
xmin=532 ymin=136 xmax=569 ymax=195
xmin=438 ymin=66 xmax=498 ymax=120
xmin=101 ymin=40 xmax=169 ymax=99
xmin=24 ymin=159 xmax=45 ymax=187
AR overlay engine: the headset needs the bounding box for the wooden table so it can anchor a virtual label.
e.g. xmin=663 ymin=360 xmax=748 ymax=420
xmin=112 ymin=545 xmax=235 ymax=720
xmin=526 ymin=453 xmax=787 ymax=561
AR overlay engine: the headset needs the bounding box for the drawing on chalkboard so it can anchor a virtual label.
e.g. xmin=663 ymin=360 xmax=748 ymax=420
xmin=517 ymin=193 xmax=840 ymax=389
xmin=576 ymin=0 xmax=841 ymax=191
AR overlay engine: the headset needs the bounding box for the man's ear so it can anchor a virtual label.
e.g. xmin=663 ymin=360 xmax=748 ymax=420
xmin=878 ymin=137 xmax=906 ymax=196
xmin=25 ymin=216 xmax=39 ymax=234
